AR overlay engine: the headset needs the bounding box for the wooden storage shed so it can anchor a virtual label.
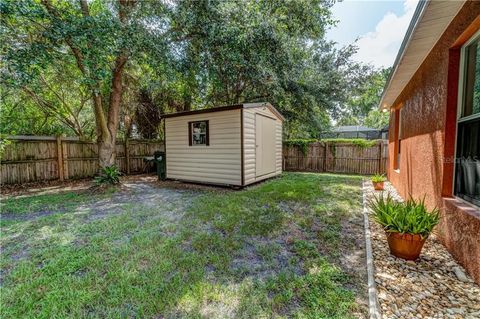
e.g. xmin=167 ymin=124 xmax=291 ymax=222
xmin=163 ymin=102 xmax=284 ymax=187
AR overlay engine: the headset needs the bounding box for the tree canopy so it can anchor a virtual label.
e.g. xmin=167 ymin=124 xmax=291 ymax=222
xmin=336 ymin=67 xmax=390 ymax=129
xmin=1 ymin=0 xmax=389 ymax=165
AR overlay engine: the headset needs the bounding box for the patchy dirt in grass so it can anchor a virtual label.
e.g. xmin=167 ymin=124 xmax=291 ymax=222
xmin=1 ymin=209 xmax=59 ymax=221
xmin=340 ymin=215 xmax=368 ymax=277
xmin=0 ymin=174 xmax=227 ymax=199
xmin=340 ymin=214 xmax=369 ymax=312
xmin=219 ymin=198 xmax=368 ymax=317
xmin=1 ymin=176 xmax=210 ymax=223
xmin=229 ymin=236 xmax=298 ymax=281
xmin=0 ymin=178 xmax=93 ymax=198
xmin=0 ymin=177 xmax=205 ymax=267
xmin=279 ymin=200 xmax=368 ymax=288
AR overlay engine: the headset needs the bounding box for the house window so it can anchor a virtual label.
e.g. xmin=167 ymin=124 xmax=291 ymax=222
xmin=455 ymin=32 xmax=480 ymax=206
xmin=394 ymin=108 xmax=402 ymax=170
xmin=397 ymin=139 xmax=401 ymax=169
xmin=189 ymin=121 xmax=209 ymax=146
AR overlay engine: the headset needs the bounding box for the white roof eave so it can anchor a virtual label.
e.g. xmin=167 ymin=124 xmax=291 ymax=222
xmin=379 ymin=0 xmax=466 ymax=111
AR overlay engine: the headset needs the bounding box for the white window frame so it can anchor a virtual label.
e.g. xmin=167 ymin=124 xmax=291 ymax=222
xmin=453 ymin=29 xmax=480 ymax=205
xmin=189 ymin=120 xmax=209 ymax=146
xmin=457 ymin=29 xmax=480 ymax=122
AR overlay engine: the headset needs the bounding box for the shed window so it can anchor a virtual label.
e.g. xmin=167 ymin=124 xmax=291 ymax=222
xmin=455 ymin=32 xmax=479 ymax=207
xmin=189 ymin=121 xmax=209 ymax=146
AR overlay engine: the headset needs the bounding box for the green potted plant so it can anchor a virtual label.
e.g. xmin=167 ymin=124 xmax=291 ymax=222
xmin=371 ymin=174 xmax=386 ymax=191
xmin=368 ymin=194 xmax=440 ymax=260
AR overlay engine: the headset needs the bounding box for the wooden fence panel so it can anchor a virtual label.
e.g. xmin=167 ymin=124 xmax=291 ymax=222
xmin=115 ymin=143 xmax=127 ymax=174
xmin=128 ymin=140 xmax=163 ymax=173
xmin=283 ymin=140 xmax=388 ymax=175
xmin=0 ymin=136 xmax=164 ymax=185
xmin=0 ymin=139 xmax=59 ymax=184
xmin=65 ymin=141 xmax=98 ymax=179
xmin=1 ymin=136 xmax=385 ymax=184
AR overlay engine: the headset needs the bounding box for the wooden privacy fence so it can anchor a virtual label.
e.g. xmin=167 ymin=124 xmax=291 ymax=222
xmin=1 ymin=136 xmax=164 ymax=185
xmin=283 ymin=140 xmax=388 ymax=175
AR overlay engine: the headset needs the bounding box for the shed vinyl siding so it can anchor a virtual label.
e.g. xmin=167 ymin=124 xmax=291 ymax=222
xmin=165 ymin=109 xmax=242 ymax=186
xmin=243 ymin=107 xmax=283 ymax=185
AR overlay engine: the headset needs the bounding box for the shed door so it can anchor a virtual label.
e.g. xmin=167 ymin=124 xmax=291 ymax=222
xmin=256 ymin=114 xmax=276 ymax=177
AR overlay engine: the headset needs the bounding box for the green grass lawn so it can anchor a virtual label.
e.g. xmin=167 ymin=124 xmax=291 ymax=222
xmin=0 ymin=173 xmax=367 ymax=318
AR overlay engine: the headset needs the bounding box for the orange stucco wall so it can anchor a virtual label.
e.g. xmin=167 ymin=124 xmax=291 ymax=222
xmin=387 ymin=1 xmax=480 ymax=283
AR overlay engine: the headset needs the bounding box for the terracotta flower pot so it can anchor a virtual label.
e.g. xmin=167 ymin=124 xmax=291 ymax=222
xmin=385 ymin=232 xmax=427 ymax=260
xmin=373 ymin=181 xmax=384 ymax=191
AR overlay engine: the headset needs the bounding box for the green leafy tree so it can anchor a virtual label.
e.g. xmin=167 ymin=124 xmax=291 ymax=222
xmin=1 ymin=95 xmax=69 ymax=136
xmin=1 ymin=61 xmax=95 ymax=138
xmin=336 ymin=115 xmax=360 ymax=127
xmin=2 ymin=0 xmax=169 ymax=168
xmin=364 ymin=109 xmax=389 ymax=130
xmin=338 ymin=67 xmax=391 ymax=127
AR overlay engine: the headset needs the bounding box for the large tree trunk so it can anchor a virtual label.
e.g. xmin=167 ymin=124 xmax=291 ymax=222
xmin=91 ymin=91 xmax=116 ymax=169
xmin=96 ymin=54 xmax=128 ymax=168
xmin=98 ymin=138 xmax=116 ymax=167
xmin=94 ymin=1 xmax=132 ymax=169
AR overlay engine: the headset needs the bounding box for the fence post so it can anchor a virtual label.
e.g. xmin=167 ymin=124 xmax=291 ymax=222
xmin=56 ymin=136 xmax=64 ymax=181
xmin=125 ymin=138 xmax=131 ymax=175
xmin=323 ymin=142 xmax=327 ymax=172
xmin=378 ymin=142 xmax=382 ymax=173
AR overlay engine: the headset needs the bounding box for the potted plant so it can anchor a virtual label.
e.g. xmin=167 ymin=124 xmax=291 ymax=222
xmin=368 ymin=194 xmax=440 ymax=260
xmin=371 ymin=174 xmax=386 ymax=191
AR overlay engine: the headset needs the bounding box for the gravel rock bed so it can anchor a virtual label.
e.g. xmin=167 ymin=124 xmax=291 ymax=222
xmin=364 ymin=181 xmax=480 ymax=319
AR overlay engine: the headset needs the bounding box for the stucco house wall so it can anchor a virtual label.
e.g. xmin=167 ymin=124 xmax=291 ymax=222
xmin=387 ymin=1 xmax=480 ymax=283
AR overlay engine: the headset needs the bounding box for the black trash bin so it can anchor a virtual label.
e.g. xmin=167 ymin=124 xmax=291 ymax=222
xmin=153 ymin=151 xmax=166 ymax=180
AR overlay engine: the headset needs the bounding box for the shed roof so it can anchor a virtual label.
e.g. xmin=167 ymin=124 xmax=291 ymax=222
xmin=379 ymin=0 xmax=466 ymax=110
xmin=162 ymin=102 xmax=285 ymax=121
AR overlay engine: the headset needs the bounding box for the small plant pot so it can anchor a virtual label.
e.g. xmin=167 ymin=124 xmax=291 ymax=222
xmin=373 ymin=181 xmax=384 ymax=191
xmin=385 ymin=232 xmax=427 ymax=260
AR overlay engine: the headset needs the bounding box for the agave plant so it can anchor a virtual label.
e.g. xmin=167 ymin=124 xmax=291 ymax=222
xmin=371 ymin=174 xmax=386 ymax=183
xmin=95 ymin=165 xmax=122 ymax=185
xmin=368 ymin=194 xmax=440 ymax=238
